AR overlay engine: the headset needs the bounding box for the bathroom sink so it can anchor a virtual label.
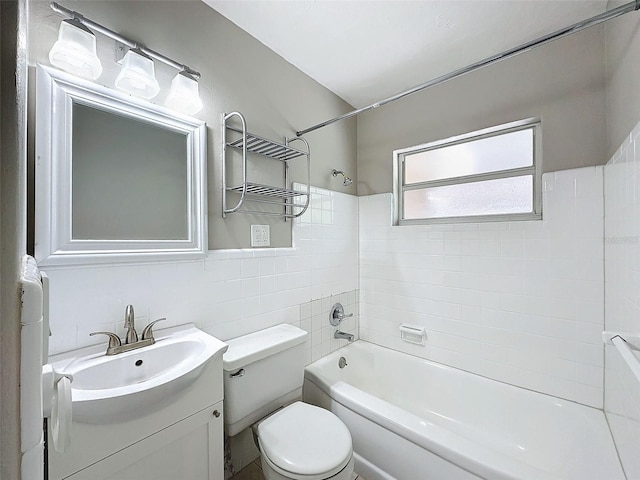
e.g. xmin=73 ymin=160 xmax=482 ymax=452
xmin=49 ymin=324 xmax=227 ymax=424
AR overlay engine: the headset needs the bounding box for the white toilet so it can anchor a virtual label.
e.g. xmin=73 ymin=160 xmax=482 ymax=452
xmin=223 ymin=324 xmax=354 ymax=480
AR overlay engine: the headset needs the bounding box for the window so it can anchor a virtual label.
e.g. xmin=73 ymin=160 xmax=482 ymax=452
xmin=393 ymin=118 xmax=542 ymax=224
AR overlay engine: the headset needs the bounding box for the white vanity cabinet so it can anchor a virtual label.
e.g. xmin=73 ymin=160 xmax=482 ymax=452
xmin=48 ymin=347 xmax=225 ymax=480
xmin=65 ymin=402 xmax=223 ymax=480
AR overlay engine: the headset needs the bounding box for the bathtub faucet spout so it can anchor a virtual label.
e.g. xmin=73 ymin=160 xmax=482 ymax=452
xmin=334 ymin=330 xmax=354 ymax=342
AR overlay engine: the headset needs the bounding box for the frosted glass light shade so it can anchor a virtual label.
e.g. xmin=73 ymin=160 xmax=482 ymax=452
xmin=165 ymin=72 xmax=203 ymax=115
xmin=48 ymin=19 xmax=103 ymax=80
xmin=115 ymin=49 xmax=160 ymax=99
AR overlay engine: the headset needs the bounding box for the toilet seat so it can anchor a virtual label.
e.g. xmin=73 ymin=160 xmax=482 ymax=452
xmin=260 ymin=450 xmax=354 ymax=480
xmin=257 ymin=402 xmax=352 ymax=480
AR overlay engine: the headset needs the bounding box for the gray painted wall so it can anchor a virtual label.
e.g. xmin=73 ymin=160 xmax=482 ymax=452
xmin=1 ymin=0 xmax=29 ymax=477
xmin=28 ymin=0 xmax=357 ymax=249
xmin=356 ymin=26 xmax=607 ymax=195
xmin=605 ymin=1 xmax=640 ymax=157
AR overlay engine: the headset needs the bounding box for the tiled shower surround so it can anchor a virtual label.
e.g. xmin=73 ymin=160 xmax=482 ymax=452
xmin=359 ymin=167 xmax=605 ymax=408
xmin=44 ymin=186 xmax=358 ymax=357
xmin=604 ymin=120 xmax=640 ymax=479
xmin=46 ymin=168 xmax=608 ymax=412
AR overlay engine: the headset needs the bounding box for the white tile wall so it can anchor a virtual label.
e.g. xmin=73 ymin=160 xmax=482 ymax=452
xmin=359 ymin=167 xmax=604 ymax=408
xmin=300 ymin=290 xmax=359 ymax=364
xmin=604 ymin=120 xmax=640 ymax=480
xmin=43 ymin=186 xmax=358 ymax=355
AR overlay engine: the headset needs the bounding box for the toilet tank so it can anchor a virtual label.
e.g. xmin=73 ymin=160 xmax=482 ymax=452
xmin=223 ymin=324 xmax=308 ymax=436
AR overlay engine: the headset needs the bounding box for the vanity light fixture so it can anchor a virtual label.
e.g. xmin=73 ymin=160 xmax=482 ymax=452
xmin=115 ymin=48 xmax=160 ymax=100
xmin=49 ymin=2 xmax=202 ymax=113
xmin=165 ymin=71 xmax=203 ymax=115
xmin=48 ymin=18 xmax=103 ymax=80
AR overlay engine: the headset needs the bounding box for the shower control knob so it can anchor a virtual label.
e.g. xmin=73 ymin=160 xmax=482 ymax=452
xmin=330 ymin=303 xmax=353 ymax=326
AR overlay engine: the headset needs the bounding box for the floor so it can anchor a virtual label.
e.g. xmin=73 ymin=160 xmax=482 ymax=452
xmin=229 ymin=459 xmax=365 ymax=480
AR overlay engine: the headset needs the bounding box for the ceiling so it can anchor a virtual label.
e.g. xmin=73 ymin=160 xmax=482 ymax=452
xmin=204 ymin=0 xmax=608 ymax=108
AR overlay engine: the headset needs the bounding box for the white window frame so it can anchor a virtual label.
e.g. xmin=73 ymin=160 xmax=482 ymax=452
xmin=393 ymin=117 xmax=542 ymax=225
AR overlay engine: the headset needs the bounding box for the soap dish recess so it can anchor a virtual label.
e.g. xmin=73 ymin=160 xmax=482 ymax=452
xmin=400 ymin=324 xmax=426 ymax=346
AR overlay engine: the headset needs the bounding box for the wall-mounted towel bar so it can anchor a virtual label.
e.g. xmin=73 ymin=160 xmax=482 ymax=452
xmin=602 ymin=331 xmax=640 ymax=384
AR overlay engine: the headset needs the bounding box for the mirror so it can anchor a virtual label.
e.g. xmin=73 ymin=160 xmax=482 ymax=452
xmin=35 ymin=65 xmax=207 ymax=266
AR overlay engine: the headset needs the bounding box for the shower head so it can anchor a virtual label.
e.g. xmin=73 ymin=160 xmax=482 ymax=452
xmin=332 ymin=169 xmax=353 ymax=187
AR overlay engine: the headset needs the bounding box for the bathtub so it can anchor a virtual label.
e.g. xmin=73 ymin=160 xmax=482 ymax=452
xmin=303 ymin=341 xmax=623 ymax=480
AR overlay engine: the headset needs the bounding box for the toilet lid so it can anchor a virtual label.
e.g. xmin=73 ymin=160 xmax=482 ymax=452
xmin=258 ymin=402 xmax=352 ymax=478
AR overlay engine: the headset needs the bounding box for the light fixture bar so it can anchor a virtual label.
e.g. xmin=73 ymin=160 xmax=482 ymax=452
xmin=50 ymin=2 xmax=200 ymax=79
xmin=296 ymin=0 xmax=640 ymax=137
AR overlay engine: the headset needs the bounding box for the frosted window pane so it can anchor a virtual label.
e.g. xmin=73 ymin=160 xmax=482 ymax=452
xmin=404 ymin=175 xmax=533 ymax=220
xmin=405 ymin=129 xmax=533 ymax=184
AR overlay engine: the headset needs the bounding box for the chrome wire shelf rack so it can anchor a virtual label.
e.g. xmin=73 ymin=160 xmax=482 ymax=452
xmin=226 ymin=182 xmax=307 ymax=199
xmin=222 ymin=112 xmax=310 ymax=219
xmin=225 ymin=127 xmax=306 ymax=162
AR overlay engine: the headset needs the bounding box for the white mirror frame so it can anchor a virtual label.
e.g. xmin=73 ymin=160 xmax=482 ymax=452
xmin=35 ymin=65 xmax=207 ymax=267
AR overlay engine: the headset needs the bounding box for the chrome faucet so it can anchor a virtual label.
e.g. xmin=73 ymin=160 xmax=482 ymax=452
xmin=124 ymin=304 xmax=138 ymax=344
xmin=90 ymin=304 xmax=166 ymax=355
xmin=334 ymin=330 xmax=354 ymax=342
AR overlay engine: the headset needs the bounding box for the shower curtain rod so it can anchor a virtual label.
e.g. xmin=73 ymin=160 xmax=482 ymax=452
xmin=296 ymin=0 xmax=640 ymax=137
